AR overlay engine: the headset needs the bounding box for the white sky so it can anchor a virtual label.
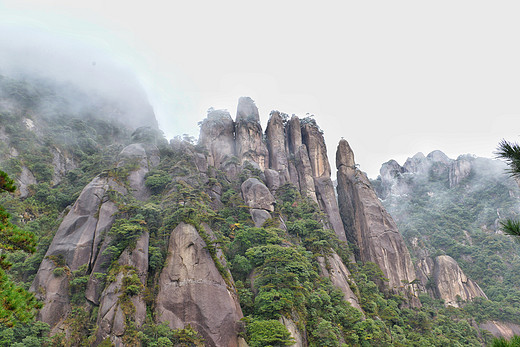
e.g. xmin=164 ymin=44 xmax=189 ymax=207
xmin=2 ymin=1 xmax=520 ymax=178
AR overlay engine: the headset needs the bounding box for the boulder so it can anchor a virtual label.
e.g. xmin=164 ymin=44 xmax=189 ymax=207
xmin=241 ymin=178 xmax=275 ymax=212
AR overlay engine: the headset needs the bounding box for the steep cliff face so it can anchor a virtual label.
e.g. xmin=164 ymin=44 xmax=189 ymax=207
xmin=30 ymin=143 xmax=158 ymax=331
xmin=336 ymin=140 xmax=419 ymax=302
xmin=156 ymin=223 xmax=243 ymax=347
xmin=416 ymin=255 xmax=487 ymax=307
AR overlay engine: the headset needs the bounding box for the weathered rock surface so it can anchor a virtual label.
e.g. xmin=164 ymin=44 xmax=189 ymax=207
xmin=280 ymin=316 xmax=304 ymax=347
xmin=156 ymin=223 xmax=243 ymax=347
xmin=235 ymin=98 xmax=269 ymax=170
xmin=266 ymin=111 xmax=290 ymax=185
xmin=199 ymin=109 xmax=236 ymax=168
xmin=402 ymin=152 xmax=428 ymax=174
xmin=418 ymin=255 xmax=487 ymax=307
xmin=294 ymin=144 xmax=317 ymax=203
xmin=18 ymin=166 xmax=36 ymax=198
xmin=51 ymin=147 xmax=76 ymax=185
xmin=241 ymin=178 xmax=275 ymax=212
xmin=301 ymin=123 xmax=330 ymax=178
xmin=31 ymin=143 xmax=158 ymax=329
xmin=336 ymin=140 xmax=419 ymax=302
xmin=96 ymin=232 xmax=149 ymax=345
xmin=317 ymin=253 xmax=362 ymax=312
xmin=480 ymin=321 xmax=520 ymax=339
xmin=449 ymin=155 xmax=472 ymax=188
xmin=298 ymin=122 xmax=346 ymax=241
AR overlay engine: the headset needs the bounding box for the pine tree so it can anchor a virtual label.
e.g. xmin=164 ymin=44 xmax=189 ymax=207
xmin=0 ymin=170 xmax=40 ymax=326
xmin=496 ymin=140 xmax=520 ymax=240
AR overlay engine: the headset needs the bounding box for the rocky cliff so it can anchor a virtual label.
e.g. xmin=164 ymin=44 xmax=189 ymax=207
xmin=416 ymin=255 xmax=487 ymax=307
xmin=5 ymin=83 xmax=517 ymax=345
xmin=336 ymin=139 xmax=419 ymax=303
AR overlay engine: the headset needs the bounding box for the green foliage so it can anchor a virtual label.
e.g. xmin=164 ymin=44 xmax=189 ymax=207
xmin=103 ymin=216 xmax=147 ymax=262
xmin=139 ymin=320 xmax=204 ymax=346
xmin=245 ymin=318 xmax=295 ymax=347
xmin=145 ymin=170 xmax=171 ymax=194
xmin=491 ymin=335 xmax=520 ymax=347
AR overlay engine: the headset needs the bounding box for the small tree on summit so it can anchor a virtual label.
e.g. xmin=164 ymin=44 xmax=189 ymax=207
xmin=496 ymin=140 xmax=520 ymax=241
xmin=0 ymin=170 xmax=40 ymax=325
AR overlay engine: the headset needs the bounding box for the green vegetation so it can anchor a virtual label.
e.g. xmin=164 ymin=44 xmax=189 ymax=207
xmin=0 ymin=171 xmax=40 ymax=326
xmin=374 ymin=155 xmax=520 ymax=338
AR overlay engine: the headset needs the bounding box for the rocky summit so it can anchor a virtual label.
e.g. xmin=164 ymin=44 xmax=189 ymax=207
xmin=1 ymin=77 xmax=520 ymax=346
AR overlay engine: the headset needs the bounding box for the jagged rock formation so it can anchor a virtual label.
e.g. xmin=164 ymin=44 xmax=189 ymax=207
xmin=198 ymin=99 xmax=346 ymax=241
xmin=416 ymin=255 xmax=487 ymax=307
xmin=30 ymin=143 xmax=158 ymax=331
xmin=336 ymin=139 xmax=419 ymax=302
xmin=235 ymin=97 xmax=269 ymax=170
xmin=156 ymin=223 xmax=243 ymax=347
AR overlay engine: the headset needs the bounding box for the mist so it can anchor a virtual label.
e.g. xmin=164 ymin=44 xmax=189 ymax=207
xmin=0 ymin=25 xmax=157 ymax=130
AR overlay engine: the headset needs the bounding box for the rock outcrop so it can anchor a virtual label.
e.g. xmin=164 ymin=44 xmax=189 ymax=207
xmin=449 ymin=155 xmax=472 ymax=188
xmin=480 ymin=321 xmax=520 ymax=339
xmin=265 ymin=111 xmax=290 ymax=186
xmin=336 ymin=139 xmax=419 ymax=302
xmin=235 ymin=97 xmax=269 ymax=170
xmin=198 ymin=109 xmax=236 ymax=168
xmin=317 ymin=253 xmax=362 ymax=312
xmin=30 ymin=143 xmax=158 ymax=330
xmin=156 ymin=223 xmax=243 ymax=347
xmin=416 ymin=255 xmax=487 ymax=307
xmin=96 ymin=232 xmax=149 ymax=345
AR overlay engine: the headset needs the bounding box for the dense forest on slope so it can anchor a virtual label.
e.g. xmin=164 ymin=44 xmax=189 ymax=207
xmin=372 ymin=153 xmax=520 ymax=330
xmin=0 ymin=75 xmax=516 ymax=346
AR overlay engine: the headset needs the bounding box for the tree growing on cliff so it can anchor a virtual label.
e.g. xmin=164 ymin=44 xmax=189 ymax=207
xmin=496 ymin=140 xmax=520 ymax=240
xmin=0 ymin=170 xmax=40 ymax=325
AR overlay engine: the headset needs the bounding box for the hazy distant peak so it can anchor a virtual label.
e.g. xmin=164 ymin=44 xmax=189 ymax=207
xmin=427 ymin=150 xmax=451 ymax=164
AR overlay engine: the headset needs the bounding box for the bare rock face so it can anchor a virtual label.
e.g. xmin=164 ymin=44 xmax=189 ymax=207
xmin=51 ymin=147 xmax=76 ymax=185
xmin=297 ymin=122 xmax=345 ymax=241
xmin=280 ymin=316 xmax=305 ymax=347
xmin=241 ymin=178 xmax=275 ymax=212
xmin=421 ymin=255 xmax=487 ymax=307
xmin=317 ymin=253 xmax=362 ymax=312
xmin=156 ymin=223 xmax=243 ymax=347
xmin=17 ymin=166 xmax=37 ymax=198
xmin=480 ymin=321 xmax=520 ymax=339
xmin=199 ymin=109 xmax=236 ymax=168
xmin=235 ymin=98 xmax=269 ymax=170
xmin=336 ymin=140 xmax=419 ymax=302
xmin=31 ymin=143 xmax=158 ymax=329
xmin=294 ymin=144 xmax=317 ymax=203
xmin=427 ymin=150 xmax=452 ymax=165
xmin=402 ymin=152 xmax=428 ymax=174
xmin=96 ymin=232 xmax=149 ymax=345
xmin=301 ymin=123 xmax=330 ymax=178
xmin=266 ymin=111 xmax=290 ymax=185
xmin=449 ymin=155 xmax=472 ymax=188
